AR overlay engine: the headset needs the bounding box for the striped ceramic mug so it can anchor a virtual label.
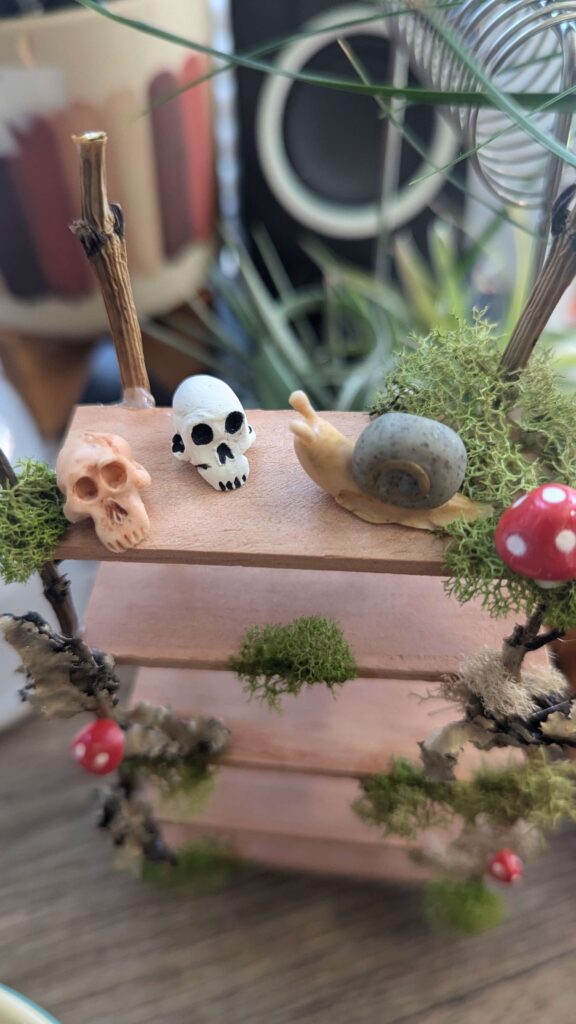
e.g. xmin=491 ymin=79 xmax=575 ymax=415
xmin=0 ymin=985 xmax=60 ymax=1024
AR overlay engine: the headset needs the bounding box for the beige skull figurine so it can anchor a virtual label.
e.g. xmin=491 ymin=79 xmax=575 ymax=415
xmin=56 ymin=432 xmax=151 ymax=553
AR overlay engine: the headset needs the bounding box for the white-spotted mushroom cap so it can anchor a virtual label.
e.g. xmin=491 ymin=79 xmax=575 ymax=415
xmin=494 ymin=483 xmax=576 ymax=585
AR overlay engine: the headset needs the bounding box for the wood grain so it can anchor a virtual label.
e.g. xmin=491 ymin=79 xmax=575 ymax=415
xmin=155 ymin=765 xmax=429 ymax=886
xmin=86 ymin=562 xmax=547 ymax=680
xmin=56 ymin=406 xmax=447 ymax=573
xmin=132 ymin=669 xmax=455 ymax=777
xmin=132 ymin=667 xmax=517 ymax=780
xmin=161 ymin=821 xmax=429 ymax=884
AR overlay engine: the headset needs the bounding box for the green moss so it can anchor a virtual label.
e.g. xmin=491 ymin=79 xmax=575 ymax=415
xmin=369 ymin=315 xmax=576 ymax=628
xmin=452 ymin=756 xmax=576 ymax=830
xmin=0 ymin=459 xmax=67 ymax=584
xmin=424 ymin=879 xmax=504 ymax=934
xmin=127 ymin=758 xmax=215 ymax=813
xmin=355 ymin=759 xmax=452 ymax=838
xmin=355 ymin=755 xmax=576 ymax=838
xmin=230 ymin=616 xmax=357 ymax=708
xmin=142 ymin=837 xmax=240 ymax=888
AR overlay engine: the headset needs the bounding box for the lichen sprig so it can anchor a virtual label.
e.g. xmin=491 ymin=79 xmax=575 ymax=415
xmin=370 ymin=314 xmax=576 ymax=627
xmin=0 ymin=459 xmax=67 ymax=584
xmin=230 ymin=616 xmax=357 ymax=708
xmin=424 ymin=879 xmax=505 ymax=934
xmin=355 ymin=755 xmax=576 ymax=840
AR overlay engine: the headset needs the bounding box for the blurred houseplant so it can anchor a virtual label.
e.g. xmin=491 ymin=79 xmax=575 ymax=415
xmin=73 ymin=0 xmax=576 ymax=408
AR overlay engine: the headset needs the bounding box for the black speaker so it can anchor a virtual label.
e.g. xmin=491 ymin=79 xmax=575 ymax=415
xmin=231 ymin=1 xmax=464 ymax=286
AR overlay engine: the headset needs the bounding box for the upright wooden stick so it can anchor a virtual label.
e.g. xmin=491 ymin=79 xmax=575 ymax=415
xmin=0 ymin=449 xmax=79 ymax=638
xmin=70 ymin=131 xmax=154 ymax=407
xmin=500 ymin=185 xmax=576 ymax=374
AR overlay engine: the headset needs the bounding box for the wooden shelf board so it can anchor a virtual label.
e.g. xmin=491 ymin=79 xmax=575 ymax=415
xmin=56 ymin=406 xmax=447 ymax=574
xmin=155 ymin=767 xmax=430 ymax=883
xmin=88 ymin=563 xmax=548 ymax=681
xmin=131 ymin=666 xmax=515 ymax=779
xmin=161 ymin=821 xmax=428 ymax=884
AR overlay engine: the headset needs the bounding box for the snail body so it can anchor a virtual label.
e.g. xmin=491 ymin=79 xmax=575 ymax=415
xmin=351 ymin=412 xmax=467 ymax=510
xmin=289 ymin=391 xmax=481 ymax=530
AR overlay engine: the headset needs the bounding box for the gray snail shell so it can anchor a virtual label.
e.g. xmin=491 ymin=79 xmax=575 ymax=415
xmin=351 ymin=412 xmax=467 ymax=509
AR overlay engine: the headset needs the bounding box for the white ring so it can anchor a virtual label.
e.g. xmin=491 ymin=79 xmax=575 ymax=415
xmin=255 ymin=4 xmax=458 ymax=239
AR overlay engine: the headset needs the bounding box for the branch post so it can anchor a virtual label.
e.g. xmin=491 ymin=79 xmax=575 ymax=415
xmin=0 ymin=449 xmax=79 ymax=638
xmin=500 ymin=184 xmax=576 ymax=374
xmin=70 ymin=131 xmax=154 ymax=408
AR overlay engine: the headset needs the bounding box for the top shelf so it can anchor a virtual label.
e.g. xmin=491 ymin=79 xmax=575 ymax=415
xmin=56 ymin=405 xmax=447 ymax=574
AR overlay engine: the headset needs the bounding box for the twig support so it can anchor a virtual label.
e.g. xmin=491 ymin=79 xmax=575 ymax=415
xmin=70 ymin=131 xmax=154 ymax=408
xmin=501 ymin=184 xmax=576 ymax=374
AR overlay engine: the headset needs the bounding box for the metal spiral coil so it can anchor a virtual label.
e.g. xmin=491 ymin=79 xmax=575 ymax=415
xmin=386 ymin=1 xmax=576 ymax=214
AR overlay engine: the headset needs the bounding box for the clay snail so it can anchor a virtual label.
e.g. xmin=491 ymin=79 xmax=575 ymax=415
xmin=289 ymin=391 xmax=480 ymax=529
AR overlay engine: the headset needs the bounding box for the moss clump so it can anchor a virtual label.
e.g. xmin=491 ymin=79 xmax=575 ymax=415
xmin=230 ymin=616 xmax=357 ymax=708
xmin=452 ymin=756 xmax=576 ymax=831
xmin=369 ymin=315 xmax=576 ymax=628
xmin=142 ymin=837 xmax=240 ymax=888
xmin=424 ymin=879 xmax=504 ymax=934
xmin=355 ymin=758 xmax=452 ymax=838
xmin=127 ymin=758 xmax=215 ymax=813
xmin=0 ymin=459 xmax=67 ymax=584
xmin=355 ymin=755 xmax=576 ymax=838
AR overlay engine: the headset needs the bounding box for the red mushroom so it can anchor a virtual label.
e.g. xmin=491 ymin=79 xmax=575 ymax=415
xmin=494 ymin=483 xmax=576 ymax=586
xmin=71 ymin=718 xmax=125 ymax=776
xmin=487 ymin=849 xmax=524 ymax=884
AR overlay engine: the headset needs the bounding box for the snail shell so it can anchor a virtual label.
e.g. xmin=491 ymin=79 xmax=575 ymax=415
xmin=351 ymin=412 xmax=467 ymax=509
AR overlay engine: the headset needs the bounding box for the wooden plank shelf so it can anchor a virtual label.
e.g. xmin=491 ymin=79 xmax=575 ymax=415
xmin=56 ymin=406 xmax=447 ymax=574
xmin=154 ymin=768 xmax=431 ymax=884
xmin=133 ymin=668 xmax=456 ymax=778
xmin=87 ymin=563 xmax=547 ymax=681
xmin=132 ymin=666 xmax=518 ymax=779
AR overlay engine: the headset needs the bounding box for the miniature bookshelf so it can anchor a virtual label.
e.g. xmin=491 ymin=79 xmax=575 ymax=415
xmin=58 ymin=403 xmax=548 ymax=883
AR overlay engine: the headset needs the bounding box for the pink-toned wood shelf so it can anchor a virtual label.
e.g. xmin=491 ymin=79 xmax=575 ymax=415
xmin=132 ymin=667 xmax=514 ymax=779
xmin=60 ymin=403 xmax=524 ymax=882
xmin=86 ymin=563 xmax=544 ymax=681
xmin=56 ymin=406 xmax=447 ymax=574
xmin=155 ymin=768 xmax=431 ymax=884
xmin=133 ymin=669 xmax=448 ymax=778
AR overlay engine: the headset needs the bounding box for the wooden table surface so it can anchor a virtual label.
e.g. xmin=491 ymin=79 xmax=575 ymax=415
xmin=2 ymin=709 xmax=576 ymax=1024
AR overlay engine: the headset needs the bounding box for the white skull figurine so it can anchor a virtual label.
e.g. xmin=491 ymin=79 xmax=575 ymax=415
xmin=171 ymin=375 xmax=255 ymax=492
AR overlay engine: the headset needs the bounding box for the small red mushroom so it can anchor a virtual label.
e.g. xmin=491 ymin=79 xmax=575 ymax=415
xmin=494 ymin=483 xmax=576 ymax=586
xmin=71 ymin=718 xmax=125 ymax=776
xmin=487 ymin=849 xmax=524 ymax=884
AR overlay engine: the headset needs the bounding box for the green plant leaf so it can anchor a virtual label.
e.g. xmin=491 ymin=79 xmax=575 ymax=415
xmin=74 ymin=0 xmax=576 ymax=114
xmin=420 ymin=2 xmax=576 ymax=170
xmin=338 ymin=38 xmax=536 ymax=237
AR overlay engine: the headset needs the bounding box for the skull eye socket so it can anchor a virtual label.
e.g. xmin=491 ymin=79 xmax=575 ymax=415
xmin=100 ymin=460 xmax=128 ymax=489
xmin=225 ymin=411 xmax=244 ymax=435
xmin=74 ymin=476 xmax=99 ymax=501
xmin=191 ymin=423 xmax=214 ymax=446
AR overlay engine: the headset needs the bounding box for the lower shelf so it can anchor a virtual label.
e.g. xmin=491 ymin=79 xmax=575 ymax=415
xmin=131 ymin=667 xmax=502 ymax=882
xmin=158 ymin=768 xmax=431 ymax=884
